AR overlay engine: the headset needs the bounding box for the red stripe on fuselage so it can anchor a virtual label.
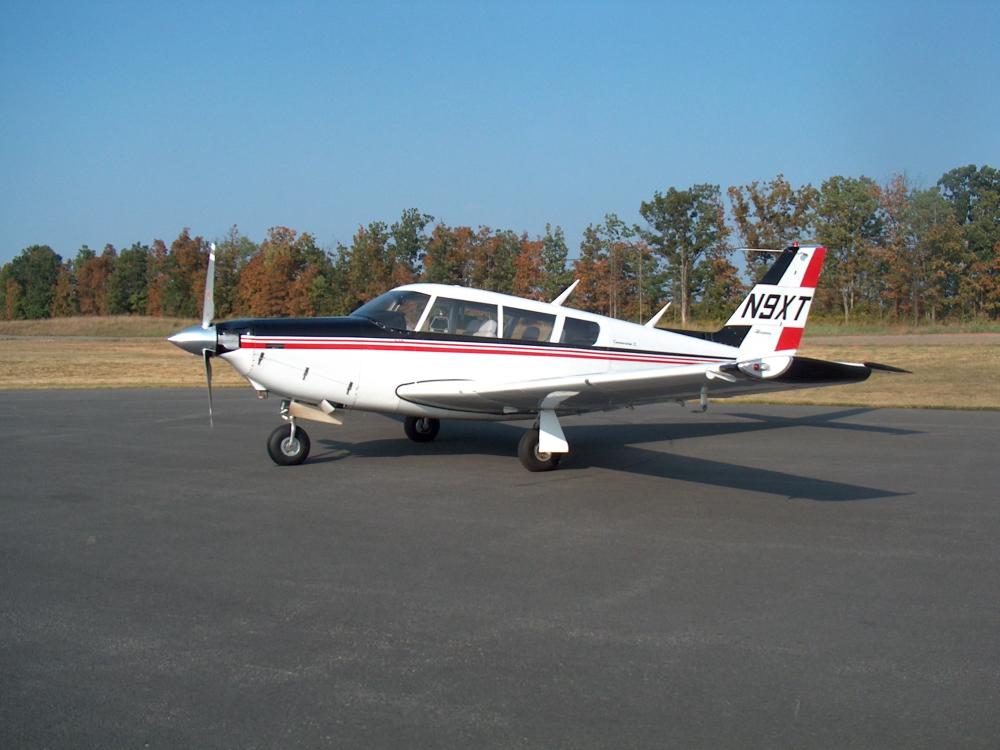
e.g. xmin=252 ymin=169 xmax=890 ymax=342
xmin=240 ymin=337 xmax=723 ymax=366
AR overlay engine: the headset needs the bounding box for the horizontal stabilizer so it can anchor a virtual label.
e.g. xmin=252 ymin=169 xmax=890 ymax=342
xmin=864 ymin=361 xmax=911 ymax=374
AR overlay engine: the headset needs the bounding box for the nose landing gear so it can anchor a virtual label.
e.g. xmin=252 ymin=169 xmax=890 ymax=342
xmin=267 ymin=421 xmax=311 ymax=466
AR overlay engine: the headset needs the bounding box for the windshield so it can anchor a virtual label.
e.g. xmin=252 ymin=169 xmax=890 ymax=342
xmin=351 ymin=290 xmax=430 ymax=331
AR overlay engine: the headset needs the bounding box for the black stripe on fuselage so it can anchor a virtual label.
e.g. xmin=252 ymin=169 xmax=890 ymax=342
xmin=216 ymin=315 xmax=734 ymax=362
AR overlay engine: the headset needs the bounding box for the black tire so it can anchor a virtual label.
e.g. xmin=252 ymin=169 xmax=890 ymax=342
xmin=517 ymin=429 xmax=562 ymax=472
xmin=404 ymin=416 xmax=440 ymax=442
xmin=267 ymin=424 xmax=311 ymax=466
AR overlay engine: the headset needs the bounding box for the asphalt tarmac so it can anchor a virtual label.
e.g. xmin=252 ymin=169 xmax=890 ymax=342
xmin=2 ymin=389 xmax=999 ymax=749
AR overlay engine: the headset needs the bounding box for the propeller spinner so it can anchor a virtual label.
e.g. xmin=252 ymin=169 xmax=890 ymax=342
xmin=167 ymin=243 xmax=217 ymax=426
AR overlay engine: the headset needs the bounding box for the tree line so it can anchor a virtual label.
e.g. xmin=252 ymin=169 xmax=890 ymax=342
xmin=2 ymin=164 xmax=998 ymax=326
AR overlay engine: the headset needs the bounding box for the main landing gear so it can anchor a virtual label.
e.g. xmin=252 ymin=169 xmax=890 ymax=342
xmin=404 ymin=416 xmax=440 ymax=442
xmin=517 ymin=428 xmax=562 ymax=472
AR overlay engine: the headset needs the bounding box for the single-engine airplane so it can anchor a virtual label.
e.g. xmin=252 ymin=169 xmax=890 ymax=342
xmin=169 ymin=244 xmax=906 ymax=471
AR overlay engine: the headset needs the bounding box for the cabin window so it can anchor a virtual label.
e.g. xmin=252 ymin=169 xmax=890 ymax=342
xmin=503 ymin=307 xmax=556 ymax=342
xmin=351 ymin=290 xmax=430 ymax=331
xmin=560 ymin=317 xmax=600 ymax=347
xmin=419 ymin=297 xmax=499 ymax=336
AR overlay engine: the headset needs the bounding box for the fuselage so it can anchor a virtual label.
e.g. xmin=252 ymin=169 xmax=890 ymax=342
xmin=212 ymin=283 xmax=738 ymax=419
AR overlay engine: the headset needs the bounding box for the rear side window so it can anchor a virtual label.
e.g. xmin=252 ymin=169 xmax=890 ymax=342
xmin=560 ymin=317 xmax=600 ymax=346
xmin=503 ymin=307 xmax=555 ymax=342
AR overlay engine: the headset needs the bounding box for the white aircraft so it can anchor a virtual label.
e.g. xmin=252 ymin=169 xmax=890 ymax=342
xmin=169 ymin=244 xmax=905 ymax=471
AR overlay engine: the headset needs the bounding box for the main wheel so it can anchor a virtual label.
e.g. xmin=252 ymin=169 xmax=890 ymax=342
xmin=404 ymin=416 xmax=440 ymax=442
xmin=517 ymin=429 xmax=562 ymax=472
xmin=267 ymin=424 xmax=311 ymax=466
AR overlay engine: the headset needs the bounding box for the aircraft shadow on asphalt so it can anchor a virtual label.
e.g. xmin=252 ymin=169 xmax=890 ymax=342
xmin=313 ymin=407 xmax=914 ymax=502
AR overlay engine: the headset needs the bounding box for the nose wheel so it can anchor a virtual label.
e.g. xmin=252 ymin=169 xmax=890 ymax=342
xmin=267 ymin=423 xmax=311 ymax=465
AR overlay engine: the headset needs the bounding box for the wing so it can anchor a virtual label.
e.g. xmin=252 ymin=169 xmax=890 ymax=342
xmin=395 ymin=356 xmax=887 ymax=416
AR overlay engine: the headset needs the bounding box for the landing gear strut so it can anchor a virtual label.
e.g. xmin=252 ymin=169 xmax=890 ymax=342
xmin=267 ymin=422 xmax=311 ymax=466
xmin=404 ymin=416 xmax=440 ymax=442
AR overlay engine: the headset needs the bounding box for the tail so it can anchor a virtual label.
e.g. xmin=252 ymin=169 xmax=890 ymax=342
xmin=720 ymin=245 xmax=826 ymax=358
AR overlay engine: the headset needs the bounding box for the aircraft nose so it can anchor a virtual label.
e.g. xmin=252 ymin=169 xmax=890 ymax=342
xmin=168 ymin=324 xmax=217 ymax=356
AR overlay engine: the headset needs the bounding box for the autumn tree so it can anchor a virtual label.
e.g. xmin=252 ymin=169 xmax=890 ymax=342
xmin=571 ymin=216 xmax=655 ymax=320
xmin=74 ymin=245 xmax=117 ymax=316
xmin=160 ymin=230 xmax=208 ymax=318
xmin=73 ymin=246 xmax=97 ymax=314
xmin=422 ymin=224 xmax=474 ymax=286
xmin=145 ymin=240 xmax=169 ymax=316
xmin=694 ymin=251 xmax=746 ymax=320
xmin=572 ymin=223 xmax=611 ymax=315
xmin=235 ymin=226 xmax=334 ymax=316
xmin=50 ymin=261 xmax=78 ymax=317
xmin=1 ymin=276 xmax=22 ymax=320
xmin=468 ymin=228 xmax=519 ymax=294
xmin=602 ymin=215 xmax=636 ymax=320
xmin=512 ymin=235 xmax=544 ymax=300
xmin=638 ymin=185 xmax=729 ymax=325
xmin=213 ymin=227 xmax=258 ymax=318
xmin=728 ymin=174 xmax=818 ymax=280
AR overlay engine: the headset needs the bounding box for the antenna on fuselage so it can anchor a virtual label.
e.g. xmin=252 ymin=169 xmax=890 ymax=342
xmin=644 ymin=301 xmax=671 ymax=328
xmin=551 ymin=280 xmax=579 ymax=306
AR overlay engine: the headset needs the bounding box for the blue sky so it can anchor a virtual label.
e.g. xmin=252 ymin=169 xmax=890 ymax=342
xmin=1 ymin=0 xmax=997 ymax=265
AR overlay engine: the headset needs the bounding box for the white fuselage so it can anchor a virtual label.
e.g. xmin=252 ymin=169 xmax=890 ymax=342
xmin=217 ymin=283 xmax=738 ymax=419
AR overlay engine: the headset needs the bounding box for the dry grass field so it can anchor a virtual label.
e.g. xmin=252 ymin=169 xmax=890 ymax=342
xmin=0 ymin=338 xmax=246 ymax=389
xmin=731 ymin=341 xmax=1000 ymax=409
xmin=1 ymin=318 xmax=998 ymax=409
xmin=0 ymin=316 xmax=198 ymax=338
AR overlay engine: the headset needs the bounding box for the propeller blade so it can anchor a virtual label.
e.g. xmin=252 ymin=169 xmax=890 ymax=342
xmin=203 ymin=349 xmax=214 ymax=428
xmin=202 ymin=243 xmax=216 ymax=329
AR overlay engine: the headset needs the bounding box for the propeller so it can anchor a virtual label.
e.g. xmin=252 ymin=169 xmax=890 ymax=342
xmin=166 ymin=242 xmax=218 ymax=426
xmin=202 ymin=243 xmax=216 ymax=427
xmin=204 ymin=348 xmax=214 ymax=427
xmin=202 ymin=245 xmax=215 ymax=328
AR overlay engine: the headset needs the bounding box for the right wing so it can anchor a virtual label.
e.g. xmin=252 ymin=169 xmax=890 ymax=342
xmin=396 ymin=356 xmax=885 ymax=416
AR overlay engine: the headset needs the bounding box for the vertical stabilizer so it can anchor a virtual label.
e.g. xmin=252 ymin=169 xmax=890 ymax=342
xmin=725 ymin=245 xmax=826 ymax=358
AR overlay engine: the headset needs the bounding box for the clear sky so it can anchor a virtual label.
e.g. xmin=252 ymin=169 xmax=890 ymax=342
xmin=1 ymin=0 xmax=997 ymax=265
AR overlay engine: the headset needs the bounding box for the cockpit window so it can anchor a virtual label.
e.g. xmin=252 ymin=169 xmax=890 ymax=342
xmin=351 ymin=290 xmax=430 ymax=331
